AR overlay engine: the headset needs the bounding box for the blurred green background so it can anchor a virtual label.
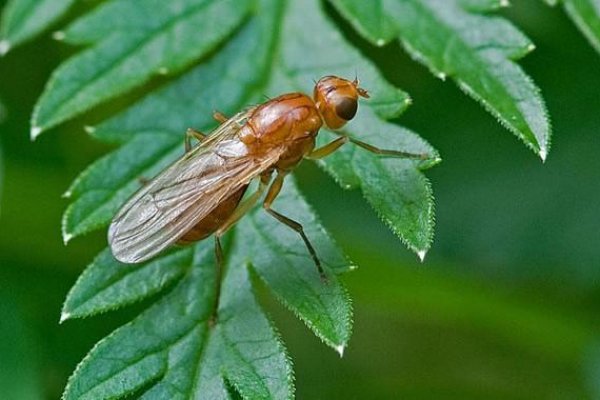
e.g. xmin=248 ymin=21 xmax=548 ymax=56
xmin=1 ymin=1 xmax=600 ymax=399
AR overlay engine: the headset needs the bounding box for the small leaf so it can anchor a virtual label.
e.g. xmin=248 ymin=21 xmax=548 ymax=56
xmin=63 ymin=245 xmax=215 ymax=400
xmin=323 ymin=110 xmax=437 ymax=254
xmin=332 ymin=0 xmax=551 ymax=160
xmin=235 ymin=178 xmax=353 ymax=350
xmin=62 ymin=134 xmax=181 ymax=241
xmin=548 ymin=0 xmax=600 ymax=56
xmin=31 ymin=0 xmax=252 ymax=137
xmin=0 ymin=0 xmax=76 ymax=55
xmin=61 ymin=248 xmax=192 ymax=321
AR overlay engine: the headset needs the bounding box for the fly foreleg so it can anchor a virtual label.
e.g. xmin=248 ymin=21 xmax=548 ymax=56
xmin=262 ymin=172 xmax=327 ymax=281
xmin=305 ymin=136 xmax=348 ymax=160
xmin=308 ymin=134 xmax=430 ymax=160
xmin=214 ymin=174 xmax=271 ymax=238
xmin=185 ymin=128 xmax=207 ymax=153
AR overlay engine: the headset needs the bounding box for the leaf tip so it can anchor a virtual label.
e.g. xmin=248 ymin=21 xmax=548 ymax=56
xmin=59 ymin=311 xmax=71 ymax=324
xmin=62 ymin=189 xmax=72 ymax=199
xmin=417 ymin=250 xmax=427 ymax=262
xmin=539 ymin=146 xmax=548 ymax=163
xmin=52 ymin=31 xmax=66 ymax=41
xmin=63 ymin=231 xmax=74 ymax=245
xmin=500 ymin=0 xmax=510 ymax=7
xmin=30 ymin=126 xmax=43 ymax=140
xmin=157 ymin=67 xmax=169 ymax=75
xmin=84 ymin=125 xmax=96 ymax=134
xmin=0 ymin=40 xmax=10 ymax=56
xmin=29 ymin=126 xmax=43 ymax=142
xmin=376 ymin=38 xmax=386 ymax=47
xmin=335 ymin=344 xmax=345 ymax=357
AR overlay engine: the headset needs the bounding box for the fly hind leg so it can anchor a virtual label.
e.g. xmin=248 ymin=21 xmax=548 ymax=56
xmin=210 ymin=175 xmax=272 ymax=324
xmin=263 ymin=172 xmax=327 ymax=281
xmin=210 ymin=235 xmax=224 ymax=327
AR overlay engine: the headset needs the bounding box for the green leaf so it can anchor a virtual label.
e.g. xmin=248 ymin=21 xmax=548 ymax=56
xmin=547 ymin=0 xmax=600 ymax=56
xmin=312 ymin=110 xmax=437 ymax=254
xmin=61 ymin=247 xmax=192 ymax=320
xmin=57 ymin=0 xmax=439 ymax=397
xmin=31 ymin=0 xmax=252 ymax=137
xmin=234 ymin=178 xmax=353 ymax=351
xmin=62 ymin=134 xmax=182 ymax=241
xmin=331 ymin=0 xmax=551 ymax=160
xmin=0 ymin=0 xmax=75 ymax=55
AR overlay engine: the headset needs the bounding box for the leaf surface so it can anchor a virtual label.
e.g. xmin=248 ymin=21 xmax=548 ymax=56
xmin=31 ymin=0 xmax=252 ymax=137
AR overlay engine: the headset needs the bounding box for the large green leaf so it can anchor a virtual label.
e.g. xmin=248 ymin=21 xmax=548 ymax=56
xmin=331 ymin=0 xmax=551 ymax=160
xmin=0 ymin=0 xmax=76 ymax=55
xmin=53 ymin=0 xmax=438 ymax=398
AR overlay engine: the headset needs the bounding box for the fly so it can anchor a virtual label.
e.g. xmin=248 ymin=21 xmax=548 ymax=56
xmin=109 ymin=76 xmax=429 ymax=311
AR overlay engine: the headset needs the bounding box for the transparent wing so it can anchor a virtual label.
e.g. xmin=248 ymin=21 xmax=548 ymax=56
xmin=108 ymin=109 xmax=280 ymax=263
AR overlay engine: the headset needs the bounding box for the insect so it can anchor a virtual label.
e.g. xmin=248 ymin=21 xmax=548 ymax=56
xmin=109 ymin=76 xmax=428 ymax=288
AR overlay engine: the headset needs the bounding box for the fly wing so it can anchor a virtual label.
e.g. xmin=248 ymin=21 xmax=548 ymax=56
xmin=108 ymin=109 xmax=279 ymax=263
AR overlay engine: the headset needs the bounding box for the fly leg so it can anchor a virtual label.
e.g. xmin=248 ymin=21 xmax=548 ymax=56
xmin=213 ymin=111 xmax=229 ymax=124
xmin=263 ymin=172 xmax=327 ymax=281
xmin=306 ymin=134 xmax=430 ymax=160
xmin=305 ymin=136 xmax=348 ymax=159
xmin=215 ymin=174 xmax=271 ymax=238
xmin=210 ymin=174 xmax=271 ymax=324
xmin=347 ymin=137 xmax=429 ymax=159
xmin=185 ymin=128 xmax=207 ymax=153
xmin=210 ymin=235 xmax=224 ymax=327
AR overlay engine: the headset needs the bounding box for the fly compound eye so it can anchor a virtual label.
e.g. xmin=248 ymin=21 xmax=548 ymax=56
xmin=335 ymin=97 xmax=358 ymax=121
